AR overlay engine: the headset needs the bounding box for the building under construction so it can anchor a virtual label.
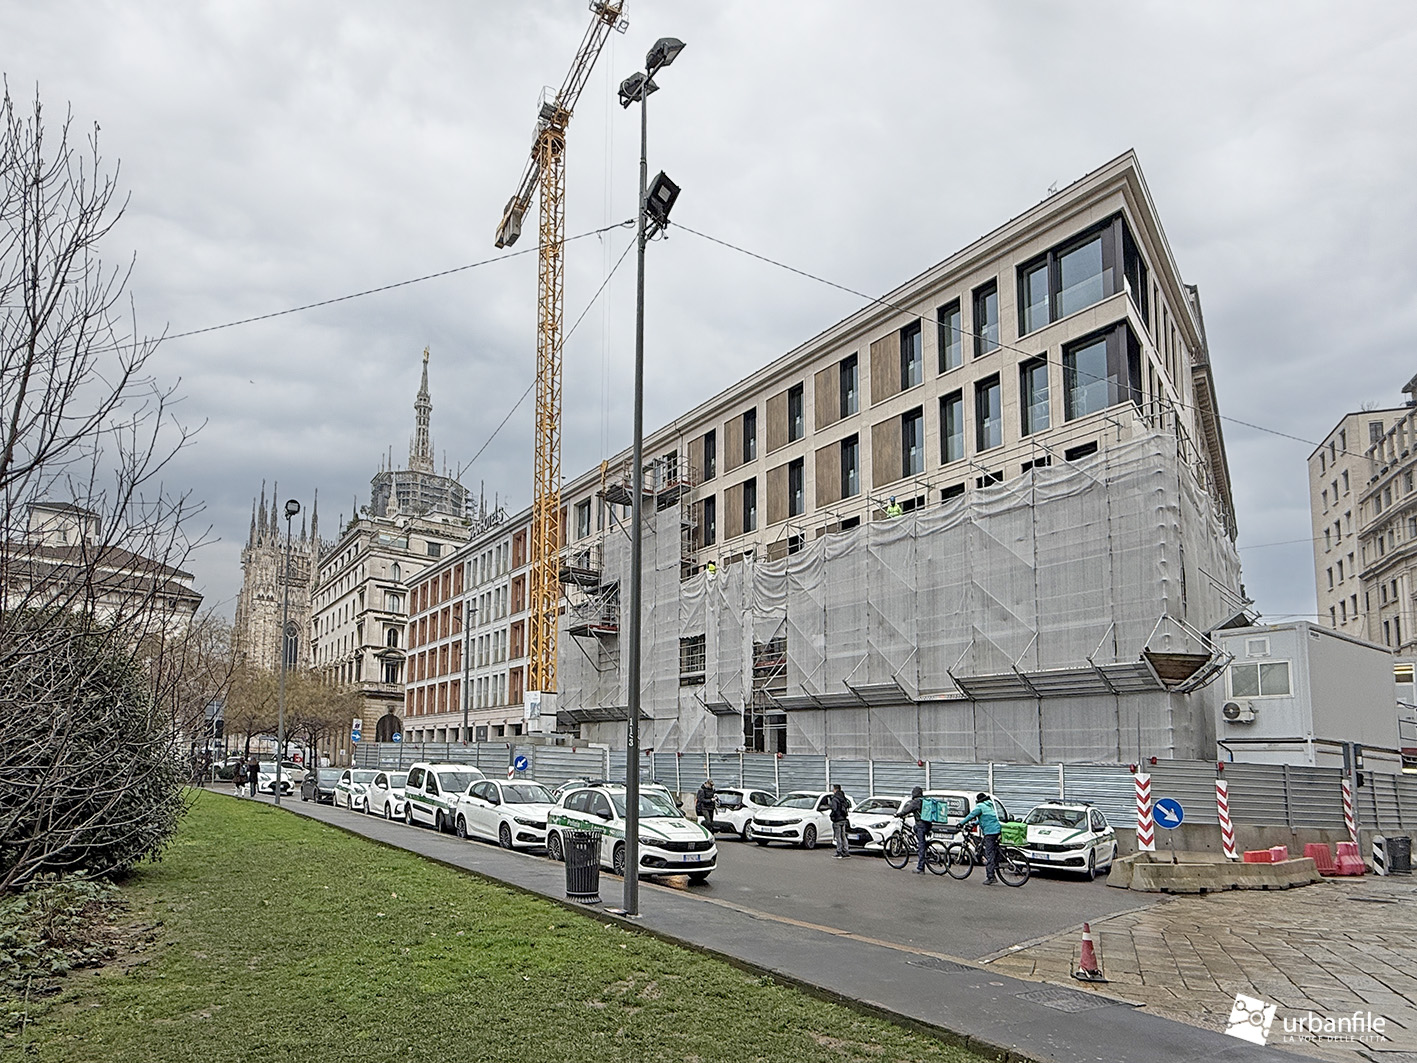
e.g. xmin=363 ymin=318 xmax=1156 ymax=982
xmin=551 ymin=151 xmax=1245 ymax=762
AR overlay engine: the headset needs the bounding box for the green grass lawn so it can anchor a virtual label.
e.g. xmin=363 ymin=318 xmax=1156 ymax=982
xmin=11 ymin=793 xmax=995 ymax=1063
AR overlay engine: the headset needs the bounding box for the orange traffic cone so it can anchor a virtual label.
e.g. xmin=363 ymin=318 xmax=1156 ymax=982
xmin=1073 ymin=922 xmax=1108 ymax=983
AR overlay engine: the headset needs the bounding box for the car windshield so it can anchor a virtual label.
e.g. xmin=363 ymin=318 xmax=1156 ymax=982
xmin=1026 ymin=807 xmax=1087 ymax=828
xmin=436 ymin=771 xmax=479 ymax=793
xmin=610 ymin=792 xmax=681 ymax=819
xmin=716 ymin=792 xmax=744 ymax=809
xmin=504 ymin=784 xmax=552 ymax=804
xmin=855 ymin=797 xmax=900 ymax=814
xmin=389 ymin=773 xmax=408 ymax=788
xmin=773 ymin=793 xmax=819 ymax=810
xmin=317 ymin=769 xmax=341 ymax=782
xmin=352 ymin=770 xmax=377 ymax=784
xmin=258 ymin=763 xmax=277 ymax=773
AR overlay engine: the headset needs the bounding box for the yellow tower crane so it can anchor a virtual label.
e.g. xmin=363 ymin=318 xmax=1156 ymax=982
xmin=495 ymin=2 xmax=627 ymax=703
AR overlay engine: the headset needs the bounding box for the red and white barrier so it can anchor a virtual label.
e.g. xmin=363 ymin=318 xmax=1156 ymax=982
xmin=1342 ymin=779 xmax=1358 ymax=844
xmin=1135 ymin=773 xmax=1155 ymax=852
xmin=1217 ymin=778 xmax=1238 ymax=859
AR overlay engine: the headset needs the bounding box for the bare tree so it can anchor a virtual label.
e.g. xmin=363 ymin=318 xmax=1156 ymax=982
xmin=0 ymin=82 xmax=213 ymax=890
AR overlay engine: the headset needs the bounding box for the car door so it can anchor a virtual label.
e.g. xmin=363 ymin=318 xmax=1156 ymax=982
xmin=1090 ymin=809 xmax=1113 ymax=863
xmin=814 ymin=795 xmax=833 ymax=833
xmin=336 ymin=769 xmax=352 ymax=807
xmin=369 ymin=772 xmax=387 ymax=810
xmin=585 ymin=791 xmax=617 ymax=865
xmin=467 ymin=781 xmax=497 ymax=839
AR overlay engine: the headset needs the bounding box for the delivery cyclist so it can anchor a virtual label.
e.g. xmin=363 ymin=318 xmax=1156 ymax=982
xmin=958 ymin=793 xmax=1003 ymax=885
xmin=894 ymin=786 xmax=929 ymax=873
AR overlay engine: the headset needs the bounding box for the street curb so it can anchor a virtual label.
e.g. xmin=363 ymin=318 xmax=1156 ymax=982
xmin=216 ymin=788 xmax=1041 ymax=1063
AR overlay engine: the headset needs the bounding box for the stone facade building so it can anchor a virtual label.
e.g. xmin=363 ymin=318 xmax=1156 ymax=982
xmin=232 ymin=484 xmax=320 ymax=672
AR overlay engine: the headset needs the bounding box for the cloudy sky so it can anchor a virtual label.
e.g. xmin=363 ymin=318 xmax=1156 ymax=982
xmin=4 ymin=1 xmax=1415 ymax=622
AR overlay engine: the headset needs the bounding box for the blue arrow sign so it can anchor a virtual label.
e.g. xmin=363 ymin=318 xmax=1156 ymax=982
xmin=1154 ymin=797 xmax=1184 ymax=828
xmin=350 ymin=732 xmax=361 ymax=743
xmin=513 ymin=755 xmax=529 ymax=772
xmin=391 ymin=732 xmax=402 ymax=743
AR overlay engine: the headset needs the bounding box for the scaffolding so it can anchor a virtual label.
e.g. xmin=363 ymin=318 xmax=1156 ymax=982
xmin=556 ymin=431 xmax=1244 ymax=763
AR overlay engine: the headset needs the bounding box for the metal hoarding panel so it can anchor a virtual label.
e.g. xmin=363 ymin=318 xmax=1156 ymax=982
xmin=1286 ymin=767 xmax=1346 ymax=830
xmin=1061 ymin=764 xmax=1137 ymax=827
xmin=989 ymin=765 xmax=1065 ymax=819
xmin=1149 ymin=760 xmax=1222 ymax=825
xmin=708 ymin=753 xmax=743 ymax=789
xmin=871 ymin=760 xmax=927 ymax=796
xmin=927 ymin=762 xmax=990 ymax=794
xmin=742 ymin=754 xmax=778 ymax=795
xmin=777 ymin=755 xmax=828 ymax=794
xmin=1214 ymin=764 xmax=1289 ymax=826
xmin=827 ymin=760 xmax=872 ymax=802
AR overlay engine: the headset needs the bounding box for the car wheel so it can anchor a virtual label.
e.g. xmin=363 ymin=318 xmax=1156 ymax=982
xmin=499 ymin=823 xmax=513 ymax=849
xmin=456 ymin=816 xmax=468 ymax=840
xmin=688 ymin=871 xmax=711 ymax=885
xmin=801 ymin=824 xmax=818 ymax=850
xmin=405 ymin=804 xmax=415 ymax=827
xmin=435 ymin=811 xmax=447 ymax=834
xmin=547 ymin=831 xmax=564 ymax=862
xmin=1107 ymin=843 xmax=1118 ymax=869
xmin=1084 ymin=850 xmax=1097 ymax=882
xmin=612 ymin=843 xmax=627 ymax=877
xmin=301 ymin=791 xmax=309 ymax=802
xmin=383 ymin=803 xmax=392 ymax=820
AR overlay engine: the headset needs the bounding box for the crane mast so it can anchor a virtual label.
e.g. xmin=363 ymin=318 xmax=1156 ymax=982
xmin=495 ymin=2 xmax=627 ymax=703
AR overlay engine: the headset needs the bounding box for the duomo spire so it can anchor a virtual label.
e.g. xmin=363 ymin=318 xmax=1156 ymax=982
xmin=410 ymin=346 xmax=434 ymax=474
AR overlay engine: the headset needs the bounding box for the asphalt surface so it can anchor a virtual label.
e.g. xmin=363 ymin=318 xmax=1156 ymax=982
xmin=216 ymin=787 xmax=1299 ymax=1063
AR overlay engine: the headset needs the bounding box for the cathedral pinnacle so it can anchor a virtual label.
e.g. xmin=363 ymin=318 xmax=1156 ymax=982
xmin=410 ymin=347 xmax=434 ymax=475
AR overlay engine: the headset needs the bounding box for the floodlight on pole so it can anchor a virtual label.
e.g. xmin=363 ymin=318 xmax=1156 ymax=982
xmin=276 ymin=498 xmax=301 ymax=806
xmin=619 ymin=33 xmax=685 ymax=919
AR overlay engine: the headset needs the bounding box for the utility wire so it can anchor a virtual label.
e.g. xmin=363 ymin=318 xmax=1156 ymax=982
xmin=456 ymin=232 xmax=637 ymax=480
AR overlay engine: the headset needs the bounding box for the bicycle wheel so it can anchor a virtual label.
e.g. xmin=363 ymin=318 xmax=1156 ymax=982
xmin=945 ymin=841 xmax=974 ymax=879
xmin=884 ymin=832 xmax=910 ymax=869
xmin=998 ymin=848 xmax=1031 ymax=887
xmin=924 ymin=840 xmax=951 ymax=876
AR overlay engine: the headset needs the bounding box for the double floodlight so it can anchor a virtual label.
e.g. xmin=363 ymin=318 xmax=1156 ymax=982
xmin=618 ymin=38 xmax=686 ymax=108
xmin=645 ymin=37 xmax=686 ymax=74
xmin=618 ymin=72 xmax=656 ymax=108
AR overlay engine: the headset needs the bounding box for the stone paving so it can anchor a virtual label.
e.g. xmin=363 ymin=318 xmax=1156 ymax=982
xmin=986 ymin=874 xmax=1417 ymax=1062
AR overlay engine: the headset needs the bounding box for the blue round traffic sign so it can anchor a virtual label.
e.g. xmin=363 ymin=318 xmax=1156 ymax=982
xmin=391 ymin=732 xmax=402 ymax=743
xmin=350 ymin=732 xmax=361 ymax=743
xmin=1154 ymin=797 xmax=1184 ymax=828
xmin=513 ymin=755 xmax=529 ymax=772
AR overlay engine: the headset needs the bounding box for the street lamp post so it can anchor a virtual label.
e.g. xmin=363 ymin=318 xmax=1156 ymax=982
xmin=618 ymin=34 xmax=685 ymax=917
xmin=461 ymin=598 xmax=476 ymax=742
xmin=276 ymin=498 xmax=301 ymax=805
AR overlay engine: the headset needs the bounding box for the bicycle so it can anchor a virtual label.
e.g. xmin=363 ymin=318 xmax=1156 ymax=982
xmin=882 ymin=820 xmax=950 ymax=875
xmin=941 ymin=826 xmax=1030 ymax=886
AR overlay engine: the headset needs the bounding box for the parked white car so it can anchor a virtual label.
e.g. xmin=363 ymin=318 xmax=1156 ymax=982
xmin=706 ymin=787 xmax=777 ymax=840
xmin=844 ymin=794 xmax=907 ymax=851
xmin=403 ymin=763 xmax=487 ymax=832
xmin=366 ymin=770 xmax=410 ymax=820
xmin=334 ymin=768 xmax=379 ymax=811
xmin=255 ymin=763 xmax=294 ymax=796
xmin=547 ymin=784 xmax=717 ymax=882
xmin=750 ymin=791 xmax=854 ymax=849
xmin=1021 ymin=802 xmax=1118 ymax=880
xmin=453 ymin=779 xmax=557 ymax=850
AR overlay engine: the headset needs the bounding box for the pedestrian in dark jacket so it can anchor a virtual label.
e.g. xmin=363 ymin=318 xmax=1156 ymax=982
xmin=695 ymin=780 xmax=717 ymax=831
xmin=828 ymin=784 xmax=851 ymax=858
xmin=233 ymin=761 xmax=247 ymax=796
xmin=247 ymin=754 xmax=260 ymax=798
xmin=895 ymin=786 xmax=929 ymax=872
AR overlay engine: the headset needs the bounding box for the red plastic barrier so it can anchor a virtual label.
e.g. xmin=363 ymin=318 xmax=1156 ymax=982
xmin=1242 ymin=849 xmax=1273 ymax=863
xmin=1269 ymin=845 xmax=1289 ymax=862
xmin=1303 ymin=842 xmax=1337 ymax=875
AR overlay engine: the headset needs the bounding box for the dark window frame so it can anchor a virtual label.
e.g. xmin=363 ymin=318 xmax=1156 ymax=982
xmin=937 ymin=300 xmax=962 ymax=374
xmin=788 ymin=458 xmax=805 ymax=517
xmin=702 ymin=494 xmax=717 ymax=547
xmin=900 ymin=320 xmax=923 ymax=390
xmin=1019 ymin=356 xmax=1050 ymax=436
xmin=787 ymin=384 xmax=805 ymax=442
xmin=840 ymin=354 xmax=859 ymax=417
xmin=975 ymin=375 xmax=1002 ymax=452
xmin=1063 ymin=323 xmax=1143 ymax=422
xmin=940 ymin=390 xmax=965 ymax=465
xmin=742 ymin=478 xmax=757 ymax=534
xmin=703 ymin=430 xmax=717 ymax=481
xmin=973 ymin=281 xmax=999 ymax=358
xmin=841 ymin=434 xmax=860 ymax=499
xmin=743 ymin=408 xmax=758 ymax=462
xmin=902 ymin=406 xmax=925 ymax=477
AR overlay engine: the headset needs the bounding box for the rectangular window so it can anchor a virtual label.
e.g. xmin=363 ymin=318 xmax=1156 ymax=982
xmin=1064 ymin=336 xmax=1109 ymax=420
xmin=900 ymin=321 xmax=923 ymax=390
xmin=937 ymin=301 xmax=962 ymax=373
xmin=679 ymin=635 xmax=706 ymax=686
xmin=743 ymin=408 xmax=757 ymax=462
xmin=840 ymin=355 xmax=859 ymax=417
xmin=788 ymin=458 xmax=805 ymax=517
xmin=1371 ymin=421 xmax=1384 ymax=444
xmin=902 ymin=407 xmax=925 ymax=477
xmin=1058 ymin=234 xmax=1106 ymax=318
xmin=1020 ymin=357 xmax=1049 ymax=436
xmin=787 ymin=384 xmax=804 ymax=442
xmin=743 ymin=478 xmax=757 ymax=533
xmin=702 ymin=495 xmax=717 ymax=546
xmin=973 ymin=281 xmax=999 ymax=357
xmin=1229 ymin=660 xmax=1292 ymax=698
xmin=574 ymin=499 xmax=591 ymax=539
xmin=703 ymin=429 xmax=717 ymax=481
xmin=1019 ymin=259 xmax=1049 ymax=335
xmin=975 ymin=376 xmax=1002 ymax=452
xmin=941 ymin=392 xmax=964 ymax=464
xmin=841 ymin=435 xmax=860 ymax=498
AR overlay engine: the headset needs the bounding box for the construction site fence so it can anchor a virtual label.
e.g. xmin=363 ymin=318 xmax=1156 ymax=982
xmin=351 ymin=743 xmax=1417 ymax=833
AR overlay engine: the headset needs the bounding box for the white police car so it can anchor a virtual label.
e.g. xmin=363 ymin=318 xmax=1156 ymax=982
xmin=1021 ymin=802 xmax=1118 ymax=880
xmin=546 ymin=784 xmax=716 ymax=883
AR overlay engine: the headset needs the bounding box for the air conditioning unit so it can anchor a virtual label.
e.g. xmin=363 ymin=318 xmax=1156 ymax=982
xmin=1222 ymin=700 xmax=1257 ymax=724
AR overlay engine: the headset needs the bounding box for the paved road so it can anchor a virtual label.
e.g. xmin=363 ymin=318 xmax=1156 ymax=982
xmin=698 ymin=834 xmax=1158 ymax=960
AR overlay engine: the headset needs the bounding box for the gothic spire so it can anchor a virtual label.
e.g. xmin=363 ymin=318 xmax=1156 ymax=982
xmin=249 ymin=498 xmax=257 ymax=547
xmin=310 ymin=489 xmax=319 ymax=544
xmin=270 ymin=482 xmax=280 ymax=538
xmin=258 ymin=481 xmax=268 ymax=543
xmin=410 ymin=346 xmax=434 ymax=474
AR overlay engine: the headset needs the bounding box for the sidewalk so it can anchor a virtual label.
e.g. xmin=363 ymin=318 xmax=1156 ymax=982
xmin=218 ymin=788 xmax=1290 ymax=1063
xmin=987 ymin=873 xmax=1417 ymax=1062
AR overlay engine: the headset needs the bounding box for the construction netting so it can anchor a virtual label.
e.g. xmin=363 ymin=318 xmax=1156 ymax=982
xmin=559 ymin=432 xmax=1242 ymax=764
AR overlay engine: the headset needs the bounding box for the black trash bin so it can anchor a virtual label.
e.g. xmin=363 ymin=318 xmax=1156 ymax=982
xmin=1389 ymin=835 xmax=1412 ymax=874
xmin=564 ymin=829 xmax=603 ymax=904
